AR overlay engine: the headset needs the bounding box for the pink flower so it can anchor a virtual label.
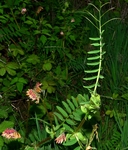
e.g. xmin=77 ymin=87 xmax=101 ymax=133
xmin=26 ymin=82 xmax=42 ymax=104
xmin=21 ymin=8 xmax=27 ymax=14
xmin=2 ymin=128 xmax=21 ymax=139
xmin=55 ymin=133 xmax=66 ymax=144
xmin=60 ymin=31 xmax=64 ymax=36
xmin=34 ymin=82 xmax=42 ymax=93
xmin=26 ymin=89 xmax=40 ymax=104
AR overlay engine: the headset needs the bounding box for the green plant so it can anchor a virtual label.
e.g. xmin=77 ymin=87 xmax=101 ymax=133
xmin=102 ymin=21 xmax=128 ymax=94
xmin=43 ymin=1 xmax=118 ymax=150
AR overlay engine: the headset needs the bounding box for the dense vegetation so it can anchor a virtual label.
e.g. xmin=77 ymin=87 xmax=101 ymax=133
xmin=0 ymin=0 xmax=128 ymax=149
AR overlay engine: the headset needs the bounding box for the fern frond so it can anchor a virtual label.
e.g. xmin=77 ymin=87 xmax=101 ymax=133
xmin=54 ymin=97 xmax=82 ymax=128
xmin=0 ymin=23 xmax=25 ymax=42
xmin=98 ymin=125 xmax=121 ymax=150
xmin=83 ymin=3 xmax=106 ymax=94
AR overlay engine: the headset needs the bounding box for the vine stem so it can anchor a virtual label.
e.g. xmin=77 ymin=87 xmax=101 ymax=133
xmin=10 ymin=8 xmax=20 ymax=30
xmin=75 ymin=117 xmax=86 ymax=133
xmin=93 ymin=2 xmax=102 ymax=94
xmin=36 ymin=136 xmax=51 ymax=147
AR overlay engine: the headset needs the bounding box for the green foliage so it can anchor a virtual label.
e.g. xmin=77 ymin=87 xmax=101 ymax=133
xmin=45 ymin=93 xmax=100 ymax=149
xmin=83 ymin=1 xmax=118 ymax=94
xmin=103 ymin=21 xmax=128 ymax=94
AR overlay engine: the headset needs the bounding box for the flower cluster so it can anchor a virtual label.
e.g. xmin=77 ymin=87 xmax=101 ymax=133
xmin=2 ymin=128 xmax=21 ymax=139
xmin=55 ymin=133 xmax=66 ymax=144
xmin=26 ymin=82 xmax=42 ymax=104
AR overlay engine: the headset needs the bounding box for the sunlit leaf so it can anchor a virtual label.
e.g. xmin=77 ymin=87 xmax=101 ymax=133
xmin=43 ymin=62 xmax=52 ymax=71
xmin=6 ymin=67 xmax=16 ymax=76
xmin=0 ymin=121 xmax=14 ymax=132
xmin=26 ymin=54 xmax=40 ymax=65
xmin=7 ymin=62 xmax=19 ymax=69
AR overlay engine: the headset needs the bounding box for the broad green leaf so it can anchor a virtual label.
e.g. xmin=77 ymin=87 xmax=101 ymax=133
xmin=75 ymin=108 xmax=85 ymax=116
xmin=121 ymin=93 xmax=128 ymax=100
xmin=0 ymin=109 xmax=8 ymax=118
xmin=43 ymin=62 xmax=52 ymax=71
xmin=6 ymin=62 xmax=19 ymax=69
xmin=55 ymin=65 xmax=61 ymax=75
xmin=56 ymin=106 xmax=68 ymax=118
xmin=34 ymin=30 xmax=41 ymax=35
xmin=105 ymin=110 xmax=112 ymax=115
xmin=6 ymin=67 xmax=16 ymax=76
xmin=0 ymin=62 xmax=5 ymax=67
xmin=69 ymin=35 xmax=75 ymax=41
xmin=42 ymin=29 xmax=51 ymax=36
xmin=46 ymin=23 xmax=52 ymax=28
xmin=10 ymin=44 xmax=24 ymax=56
xmin=112 ymin=93 xmax=118 ymax=99
xmin=0 ymin=8 xmax=3 ymax=14
xmin=3 ymin=79 xmax=10 ymax=86
xmin=48 ymin=80 xmax=56 ymax=86
xmin=40 ymin=35 xmax=47 ymax=45
xmin=18 ymin=77 xmax=28 ymax=84
xmin=0 ymin=121 xmax=14 ymax=132
xmin=16 ymin=82 xmax=23 ymax=93
xmin=26 ymin=54 xmax=40 ymax=65
xmin=0 ymin=136 xmax=3 ymax=147
xmin=24 ymin=20 xmax=33 ymax=25
xmin=10 ymin=77 xmax=18 ymax=84
xmin=0 ymin=78 xmax=3 ymax=82
xmin=0 ymin=68 xmax=6 ymax=76
xmin=47 ymin=86 xmax=55 ymax=93
xmin=75 ymin=132 xmax=87 ymax=141
xmin=18 ymin=48 xmax=24 ymax=55
xmin=63 ymin=137 xmax=77 ymax=146
xmin=41 ymin=80 xmax=48 ymax=89
xmin=74 ymin=146 xmax=81 ymax=150
xmin=81 ymin=105 xmax=88 ymax=114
